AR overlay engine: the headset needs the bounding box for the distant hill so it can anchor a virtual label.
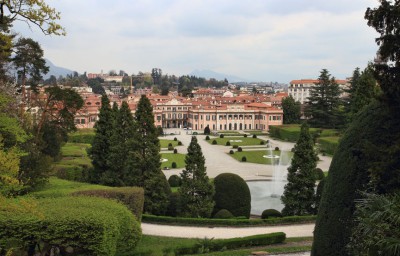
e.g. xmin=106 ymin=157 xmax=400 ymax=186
xmin=189 ymin=69 xmax=248 ymax=83
xmin=44 ymin=59 xmax=76 ymax=79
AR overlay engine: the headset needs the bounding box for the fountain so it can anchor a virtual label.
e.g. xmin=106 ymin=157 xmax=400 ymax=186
xmin=247 ymin=142 xmax=292 ymax=215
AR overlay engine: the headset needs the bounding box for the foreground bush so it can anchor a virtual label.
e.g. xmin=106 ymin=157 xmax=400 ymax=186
xmin=72 ymin=187 xmax=144 ymax=220
xmin=0 ymin=196 xmax=141 ymax=256
xmin=261 ymin=209 xmax=283 ymax=219
xmin=213 ymin=209 xmax=234 ymax=219
xmin=168 ymin=175 xmax=182 ymax=187
xmin=213 ymin=173 xmax=251 ymax=218
xmin=174 ymin=232 xmax=286 ymax=255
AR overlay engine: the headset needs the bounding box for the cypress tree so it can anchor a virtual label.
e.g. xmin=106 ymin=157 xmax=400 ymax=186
xmin=128 ymin=95 xmax=170 ymax=214
xmin=179 ymin=136 xmax=215 ymax=218
xmin=281 ymin=123 xmax=318 ymax=216
xmin=88 ymin=95 xmax=113 ymax=183
xmin=312 ymin=2 xmax=400 ymax=255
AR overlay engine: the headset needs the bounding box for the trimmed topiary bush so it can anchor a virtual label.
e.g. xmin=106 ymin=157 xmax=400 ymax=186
xmin=168 ymin=145 xmax=174 ymax=151
xmin=241 ymin=156 xmax=247 ymax=162
xmin=261 ymin=209 xmax=283 ymax=219
xmin=213 ymin=173 xmax=251 ymax=218
xmin=168 ymin=175 xmax=181 ymax=187
xmin=232 ymin=145 xmax=239 ymax=149
xmin=174 ymin=148 xmax=178 ymax=154
xmin=212 ymin=140 xmax=217 ymax=145
xmin=238 ymin=147 xmax=243 ymax=152
xmin=229 ymin=150 xmax=234 ymax=154
xmin=244 ymin=134 xmax=248 ymax=138
xmin=213 ymin=209 xmax=234 ymax=219
xmin=205 ymin=135 xmax=210 ymax=140
xmin=260 ymin=141 xmax=265 ymax=145
xmin=178 ymin=141 xmax=182 ymax=145
xmin=168 ymin=142 xmax=173 ymax=147
xmin=174 ymin=137 xmax=178 ymax=141
xmin=275 ymin=146 xmax=280 ymax=151
xmin=226 ymin=141 xmax=231 ymax=146
xmin=220 ymin=134 xmax=224 ymax=138
xmin=171 ymin=162 xmax=177 ymax=168
xmin=314 ymin=168 xmax=325 ymax=180
xmin=252 ymin=134 xmax=257 ymax=138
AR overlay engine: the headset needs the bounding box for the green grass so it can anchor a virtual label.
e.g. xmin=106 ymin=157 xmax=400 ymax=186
xmin=208 ymin=137 xmax=266 ymax=146
xmin=244 ymin=130 xmax=269 ymax=136
xmin=61 ymin=143 xmax=90 ymax=157
xmin=31 ymin=177 xmax=109 ymax=198
xmin=161 ymin=153 xmax=186 ymax=169
xmin=229 ymin=150 xmax=292 ymax=165
xmin=218 ymin=131 xmax=240 ymax=134
xmin=160 ymin=139 xmax=180 ymax=148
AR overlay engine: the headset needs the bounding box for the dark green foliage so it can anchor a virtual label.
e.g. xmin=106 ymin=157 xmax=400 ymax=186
xmin=229 ymin=150 xmax=234 ymax=154
xmin=55 ymin=165 xmax=88 ymax=182
xmin=168 ymin=175 xmax=182 ymax=187
xmin=275 ymin=146 xmax=280 ymax=151
xmin=282 ymin=95 xmax=301 ymax=124
xmin=237 ymin=147 xmax=242 ymax=152
xmin=68 ymin=133 xmax=94 ymax=144
xmin=226 ymin=141 xmax=231 ymax=146
xmin=71 ymin=187 xmax=145 ymax=220
xmin=179 ymin=136 xmax=214 ymax=218
xmin=305 ymin=69 xmax=344 ymax=129
xmin=252 ymin=134 xmax=257 ymax=138
xmin=281 ymin=123 xmax=318 ymax=216
xmin=269 ymin=125 xmax=323 ymax=142
xmin=241 ymin=156 xmax=247 ymax=162
xmin=204 ymin=125 xmax=210 ymax=135
xmin=213 ymin=209 xmax=234 ymax=219
xmin=232 ymin=144 xmax=238 ymax=149
xmin=212 ymin=139 xmax=217 ymax=145
xmin=205 ymin=135 xmax=210 ymax=140
xmin=312 ymin=101 xmax=400 ymax=256
xmin=0 ymin=196 xmax=141 ymax=256
xmin=173 ymin=148 xmax=178 ymax=154
xmin=174 ymin=137 xmax=177 ymax=141
xmin=213 ymin=173 xmax=251 ymax=218
xmin=314 ymin=168 xmax=325 ymax=181
xmin=348 ymin=193 xmax=400 ymax=256
xmin=244 ymin=134 xmax=248 ymax=138
xmin=88 ymin=95 xmax=114 ymax=183
xmin=318 ymin=137 xmax=339 ymax=155
xmin=261 ymin=209 xmax=283 ymax=219
xmin=260 ymin=140 xmax=265 ymax=145
xmin=168 ymin=145 xmax=174 ymax=150
xmin=157 ymin=126 xmax=164 ymax=136
xmin=219 ymin=134 xmax=224 ymax=138
xmin=127 ymin=95 xmax=170 ymax=215
xmin=171 ymin=162 xmax=177 ymax=168
xmin=166 ymin=192 xmax=181 ymax=217
xmin=142 ymin=214 xmax=316 ymax=226
xmin=173 ymin=233 xmax=286 ymax=255
xmin=168 ymin=143 xmax=173 ymax=147
xmin=315 ymin=178 xmax=325 ymax=212
xmin=177 ymin=141 xmax=182 ymax=146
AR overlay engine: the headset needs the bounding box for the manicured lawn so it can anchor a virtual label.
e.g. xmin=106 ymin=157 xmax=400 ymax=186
xmin=207 ymin=137 xmax=266 ymax=146
xmin=218 ymin=131 xmax=240 ymax=134
xmin=160 ymin=139 xmax=181 ymax=148
xmin=229 ymin=150 xmax=292 ymax=165
xmin=61 ymin=143 xmax=90 ymax=157
xmin=245 ymin=130 xmax=269 ymax=136
xmin=161 ymin=153 xmax=186 ymax=169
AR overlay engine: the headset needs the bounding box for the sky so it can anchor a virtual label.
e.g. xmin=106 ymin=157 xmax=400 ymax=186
xmin=15 ymin=0 xmax=380 ymax=83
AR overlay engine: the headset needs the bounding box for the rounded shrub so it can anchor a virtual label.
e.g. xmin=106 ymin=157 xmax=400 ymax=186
xmin=168 ymin=174 xmax=181 ymax=187
xmin=205 ymin=135 xmax=210 ymax=140
xmin=177 ymin=141 xmax=182 ymax=146
xmin=226 ymin=141 xmax=231 ymax=146
xmin=229 ymin=150 xmax=234 ymax=154
xmin=244 ymin=134 xmax=248 ymax=138
xmin=173 ymin=148 xmax=178 ymax=154
xmin=213 ymin=209 xmax=234 ymax=219
xmin=168 ymin=145 xmax=174 ymax=151
xmin=220 ymin=134 xmax=224 ymax=138
xmin=174 ymin=137 xmax=177 ymax=141
xmin=241 ymin=156 xmax=247 ymax=162
xmin=315 ymin=168 xmax=325 ymax=180
xmin=168 ymin=142 xmax=173 ymax=147
xmin=213 ymin=173 xmax=251 ymax=218
xmin=275 ymin=146 xmax=280 ymax=151
xmin=252 ymin=134 xmax=257 ymax=138
xmin=212 ymin=140 xmax=217 ymax=145
xmin=260 ymin=141 xmax=265 ymax=145
xmin=171 ymin=162 xmax=177 ymax=168
xmin=261 ymin=209 xmax=283 ymax=219
xmin=238 ymin=147 xmax=243 ymax=152
xmin=232 ymin=145 xmax=239 ymax=149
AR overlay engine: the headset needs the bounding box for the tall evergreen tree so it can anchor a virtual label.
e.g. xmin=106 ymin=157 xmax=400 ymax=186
xmin=127 ymin=95 xmax=170 ymax=214
xmin=282 ymin=95 xmax=301 ymax=124
xmin=312 ymin=2 xmax=400 ymax=255
xmin=104 ymin=101 xmax=135 ymax=186
xmin=179 ymin=136 xmax=215 ymax=218
xmin=305 ymin=69 xmax=344 ymax=128
xmin=88 ymin=95 xmax=113 ymax=183
xmin=281 ymin=123 xmax=318 ymax=216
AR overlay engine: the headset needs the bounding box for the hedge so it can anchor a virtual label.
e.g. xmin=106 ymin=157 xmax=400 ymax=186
xmin=68 ymin=133 xmax=95 ymax=144
xmin=71 ymin=187 xmax=144 ymax=220
xmin=269 ymin=125 xmax=322 ymax=142
xmin=55 ymin=165 xmax=89 ymax=182
xmin=318 ymin=136 xmax=340 ymax=155
xmin=0 ymin=196 xmax=141 ymax=256
xmin=174 ymin=232 xmax=286 ymax=255
xmin=142 ymin=214 xmax=316 ymax=226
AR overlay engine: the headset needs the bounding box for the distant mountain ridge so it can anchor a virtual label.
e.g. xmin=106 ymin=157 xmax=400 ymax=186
xmin=189 ymin=69 xmax=248 ymax=83
xmin=44 ymin=59 xmax=76 ymax=79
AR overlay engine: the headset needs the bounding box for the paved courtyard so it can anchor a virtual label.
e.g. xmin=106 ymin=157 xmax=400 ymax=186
xmin=161 ymin=128 xmax=332 ymax=181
